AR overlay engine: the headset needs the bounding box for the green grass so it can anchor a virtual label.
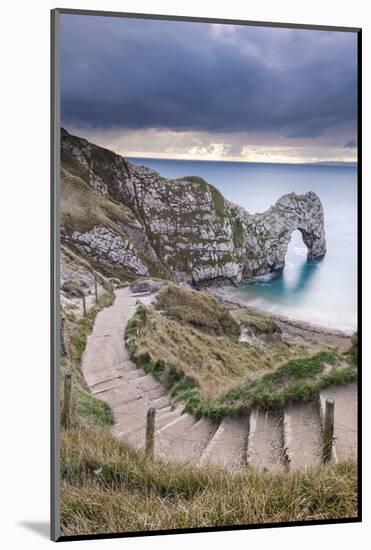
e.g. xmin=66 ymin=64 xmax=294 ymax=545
xmin=348 ymin=332 xmax=358 ymax=366
xmin=210 ymin=185 xmax=227 ymax=217
xmin=76 ymin=390 xmax=114 ymax=427
xmin=188 ymin=352 xmax=357 ymax=418
xmin=60 ymin=423 xmax=357 ymax=536
xmin=229 ymin=214 xmax=245 ymax=248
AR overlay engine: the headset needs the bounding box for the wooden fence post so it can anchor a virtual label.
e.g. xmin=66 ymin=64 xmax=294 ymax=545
xmin=60 ymin=317 xmax=67 ymax=357
xmin=61 ymin=373 xmax=72 ymax=429
xmin=82 ymin=292 xmax=87 ymax=317
xmin=322 ymin=398 xmax=335 ymax=463
xmin=94 ymin=276 xmax=98 ymax=303
xmin=145 ymin=407 xmax=156 ymax=459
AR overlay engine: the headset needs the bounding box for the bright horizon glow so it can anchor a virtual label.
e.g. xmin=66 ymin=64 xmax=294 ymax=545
xmin=65 ymin=125 xmax=357 ymax=166
xmin=124 ymin=149 xmax=357 ymax=165
xmin=126 ymin=155 xmax=357 ymax=166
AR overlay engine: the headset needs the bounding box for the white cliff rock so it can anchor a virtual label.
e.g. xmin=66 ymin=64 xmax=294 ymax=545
xmin=71 ymin=226 xmax=149 ymax=276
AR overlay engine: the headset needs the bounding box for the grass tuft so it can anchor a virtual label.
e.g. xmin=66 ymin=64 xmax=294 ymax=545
xmin=155 ymin=284 xmax=240 ymax=338
xmin=77 ymin=390 xmax=114 ymax=427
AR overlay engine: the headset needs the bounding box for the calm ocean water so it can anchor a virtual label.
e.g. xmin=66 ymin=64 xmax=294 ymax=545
xmin=128 ymin=157 xmax=358 ymax=331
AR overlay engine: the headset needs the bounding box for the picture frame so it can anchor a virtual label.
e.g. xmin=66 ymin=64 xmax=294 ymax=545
xmin=51 ymin=8 xmax=362 ymax=542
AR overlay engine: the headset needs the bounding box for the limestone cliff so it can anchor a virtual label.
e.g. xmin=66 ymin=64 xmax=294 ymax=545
xmin=60 ymin=128 xmax=326 ymax=285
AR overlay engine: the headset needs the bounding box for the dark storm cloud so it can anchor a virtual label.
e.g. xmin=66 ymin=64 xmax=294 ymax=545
xmin=344 ymin=139 xmax=356 ymax=147
xmin=61 ymin=15 xmax=357 ymax=139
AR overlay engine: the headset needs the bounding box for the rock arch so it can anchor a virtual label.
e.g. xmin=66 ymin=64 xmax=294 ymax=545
xmin=243 ymin=191 xmax=327 ymax=279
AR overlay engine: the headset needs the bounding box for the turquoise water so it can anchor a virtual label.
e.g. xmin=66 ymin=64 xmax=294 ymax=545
xmin=129 ymin=158 xmax=358 ymax=331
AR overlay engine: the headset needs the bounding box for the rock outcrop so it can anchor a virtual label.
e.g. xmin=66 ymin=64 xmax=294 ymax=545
xmin=61 ymin=128 xmax=326 ymax=286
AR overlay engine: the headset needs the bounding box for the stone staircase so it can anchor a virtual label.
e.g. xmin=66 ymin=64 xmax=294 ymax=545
xmin=82 ymin=287 xmax=358 ymax=472
xmin=152 ymin=384 xmax=357 ymax=471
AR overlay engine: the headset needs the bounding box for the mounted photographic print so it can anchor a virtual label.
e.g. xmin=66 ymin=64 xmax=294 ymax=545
xmin=51 ymin=9 xmax=361 ymax=541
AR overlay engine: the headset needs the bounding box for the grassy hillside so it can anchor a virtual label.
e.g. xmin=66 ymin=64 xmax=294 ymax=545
xmin=61 ymin=167 xmax=135 ymax=235
xmin=125 ymin=286 xmax=308 ymax=407
xmin=125 ymin=284 xmax=357 ymax=419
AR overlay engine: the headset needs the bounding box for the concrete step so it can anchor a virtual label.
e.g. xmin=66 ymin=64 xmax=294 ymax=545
xmin=156 ymin=413 xmax=197 ymax=460
xmin=199 ymin=416 xmax=249 ymax=470
xmin=113 ymin=398 xmax=150 ymax=438
xmin=124 ymin=406 xmax=184 ymax=450
xmin=151 ymin=395 xmax=172 ymax=410
xmin=156 ymin=405 xmax=172 ymax=415
xmin=247 ymin=408 xmax=284 ymax=472
xmin=90 ymin=368 xmax=147 ymax=393
xmin=128 ymin=373 xmax=163 ymax=393
xmin=105 ymin=373 xmax=164 ymax=406
xmin=84 ymin=366 xmax=125 ymax=387
xmin=173 ymin=417 xmax=219 ymax=463
xmin=155 ymin=406 xmax=184 ymax=430
xmin=121 ymin=360 xmax=139 ymax=371
xmin=83 ymin=338 xmax=129 ymax=370
xmin=94 ymin=381 xmax=141 ymax=408
xmin=283 ymin=401 xmax=323 ymax=470
xmin=114 ymin=396 xmax=179 ymax=438
xmin=319 ymin=383 xmax=357 ymax=462
xmin=124 ymin=425 xmax=147 ymax=448
xmin=121 ymin=368 xmax=147 ymax=381
xmin=146 ymin=386 xmax=168 ymax=402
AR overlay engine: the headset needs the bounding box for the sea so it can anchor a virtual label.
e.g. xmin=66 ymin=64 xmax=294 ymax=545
xmin=128 ymin=157 xmax=358 ymax=332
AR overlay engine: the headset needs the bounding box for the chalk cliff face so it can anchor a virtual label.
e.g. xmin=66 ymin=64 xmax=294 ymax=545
xmin=60 ymin=128 xmax=326 ymax=285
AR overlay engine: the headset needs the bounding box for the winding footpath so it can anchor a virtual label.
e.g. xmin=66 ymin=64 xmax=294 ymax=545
xmin=82 ymin=288 xmax=357 ymax=471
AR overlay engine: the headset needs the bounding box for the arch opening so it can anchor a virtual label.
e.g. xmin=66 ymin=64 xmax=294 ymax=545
xmin=283 ymin=230 xmax=308 ymax=288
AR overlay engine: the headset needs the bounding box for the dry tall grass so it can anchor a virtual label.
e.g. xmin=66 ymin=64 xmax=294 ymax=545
xmin=61 ymin=423 xmax=357 ymax=536
xmin=130 ymin=286 xmax=309 ymax=401
xmin=61 ymin=168 xmax=134 ymax=234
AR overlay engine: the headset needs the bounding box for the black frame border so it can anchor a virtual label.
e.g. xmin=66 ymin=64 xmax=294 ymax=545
xmin=51 ymin=8 xmax=362 ymax=543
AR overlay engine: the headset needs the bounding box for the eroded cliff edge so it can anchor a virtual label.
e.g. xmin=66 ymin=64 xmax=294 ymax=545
xmin=61 ymin=128 xmax=326 ymax=286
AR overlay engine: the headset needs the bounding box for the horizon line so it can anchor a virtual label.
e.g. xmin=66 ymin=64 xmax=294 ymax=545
xmin=126 ymin=155 xmax=357 ymax=167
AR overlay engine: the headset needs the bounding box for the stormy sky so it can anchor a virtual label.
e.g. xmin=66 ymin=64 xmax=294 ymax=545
xmin=60 ymin=14 xmax=358 ymax=163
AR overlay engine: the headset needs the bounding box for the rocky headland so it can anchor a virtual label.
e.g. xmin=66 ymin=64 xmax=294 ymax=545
xmin=61 ymin=128 xmax=326 ymax=288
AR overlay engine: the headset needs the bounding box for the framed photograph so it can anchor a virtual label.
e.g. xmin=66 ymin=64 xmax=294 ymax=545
xmin=51 ymin=8 xmax=361 ymax=542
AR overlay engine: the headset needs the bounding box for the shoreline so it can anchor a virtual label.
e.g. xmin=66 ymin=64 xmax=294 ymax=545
xmin=207 ymin=287 xmax=353 ymax=353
